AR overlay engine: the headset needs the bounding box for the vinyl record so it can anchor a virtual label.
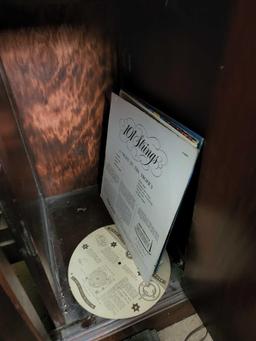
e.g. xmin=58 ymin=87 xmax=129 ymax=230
xmin=68 ymin=225 xmax=171 ymax=319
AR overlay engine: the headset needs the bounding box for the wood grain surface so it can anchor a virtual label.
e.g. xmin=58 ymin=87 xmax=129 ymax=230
xmin=0 ymin=62 xmax=66 ymax=326
xmin=0 ymin=248 xmax=50 ymax=340
xmin=0 ymin=26 xmax=114 ymax=196
xmin=118 ymin=0 xmax=232 ymax=136
xmin=184 ymin=0 xmax=256 ymax=340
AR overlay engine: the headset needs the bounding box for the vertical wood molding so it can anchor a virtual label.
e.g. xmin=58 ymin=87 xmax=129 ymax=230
xmin=0 ymin=249 xmax=50 ymax=340
xmin=184 ymin=1 xmax=256 ymax=340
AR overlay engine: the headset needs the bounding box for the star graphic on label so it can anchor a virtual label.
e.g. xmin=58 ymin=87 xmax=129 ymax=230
xmin=110 ymin=241 xmax=117 ymax=247
xmin=82 ymin=244 xmax=89 ymax=249
xmin=131 ymin=303 xmax=140 ymax=312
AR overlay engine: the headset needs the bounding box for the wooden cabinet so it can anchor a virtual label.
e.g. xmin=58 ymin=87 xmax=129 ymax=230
xmin=0 ymin=1 xmax=255 ymax=340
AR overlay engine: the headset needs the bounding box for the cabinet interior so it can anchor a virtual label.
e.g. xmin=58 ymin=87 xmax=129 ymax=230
xmin=0 ymin=1 xmax=232 ymax=338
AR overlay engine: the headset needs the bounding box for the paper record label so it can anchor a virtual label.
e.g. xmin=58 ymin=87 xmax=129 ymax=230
xmin=68 ymin=225 xmax=171 ymax=319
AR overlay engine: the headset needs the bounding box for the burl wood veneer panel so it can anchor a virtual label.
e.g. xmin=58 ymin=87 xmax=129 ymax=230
xmin=0 ymin=26 xmax=114 ymax=196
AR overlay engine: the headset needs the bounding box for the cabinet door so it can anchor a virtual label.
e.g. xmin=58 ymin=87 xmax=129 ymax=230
xmin=184 ymin=1 xmax=256 ymax=340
